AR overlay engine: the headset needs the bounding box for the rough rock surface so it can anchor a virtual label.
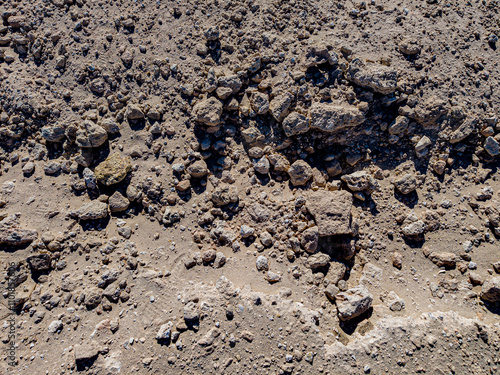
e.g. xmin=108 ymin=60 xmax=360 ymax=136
xmin=306 ymin=190 xmax=353 ymax=236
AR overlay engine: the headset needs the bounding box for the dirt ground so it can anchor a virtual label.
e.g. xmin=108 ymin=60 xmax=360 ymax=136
xmin=0 ymin=0 xmax=500 ymax=374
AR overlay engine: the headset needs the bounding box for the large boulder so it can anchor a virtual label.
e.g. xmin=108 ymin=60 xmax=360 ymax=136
xmin=306 ymin=190 xmax=353 ymax=236
xmin=336 ymin=284 xmax=373 ymax=321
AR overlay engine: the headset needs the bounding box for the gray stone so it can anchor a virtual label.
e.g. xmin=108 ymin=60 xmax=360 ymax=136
xmin=301 ymin=226 xmax=319 ymax=253
xmin=310 ymin=103 xmax=365 ymax=133
xmin=108 ymin=191 xmax=129 ymax=213
xmin=306 ymin=190 xmax=353 ymax=236
xmin=336 ymin=284 xmax=373 ymax=321
xmin=484 ymin=136 xmax=500 ymax=157
xmin=345 ymin=58 xmax=398 ymax=95
xmin=480 ymin=277 xmax=500 ymax=302
xmin=282 ymin=112 xmax=310 ymax=137
xmin=393 ymin=173 xmax=417 ymax=194
xmin=193 ymin=97 xmax=223 ymax=126
xmin=288 ymin=160 xmax=313 ymax=186
xmin=77 ymin=201 xmax=109 ymax=220
xmin=341 ymin=171 xmax=380 ymax=194
xmin=256 ymin=256 xmax=269 ymax=271
xmin=306 ymin=253 xmax=330 ymax=270
xmin=253 ymin=156 xmax=270 ymax=174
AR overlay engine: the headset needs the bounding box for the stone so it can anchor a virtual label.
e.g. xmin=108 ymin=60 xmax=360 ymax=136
xmin=360 ymin=263 xmax=383 ymax=288
xmin=0 ymin=214 xmax=38 ymax=246
xmin=484 ymin=136 xmax=500 ymax=157
xmin=41 ymin=125 xmax=65 ymax=142
xmin=22 ymin=162 xmax=35 ymax=175
xmin=301 ymin=226 xmax=319 ymax=253
xmin=74 ymin=343 xmax=99 ymax=363
xmin=84 ymin=288 xmax=102 ymax=309
xmin=392 ymin=252 xmax=403 ymax=269
xmin=211 ymin=184 xmax=239 ymax=206
xmin=183 ymin=302 xmax=199 ymax=322
xmin=288 ymin=160 xmax=313 ymax=186
xmin=253 ymin=156 xmax=270 ymax=174
xmin=256 ymin=256 xmax=269 ymax=271
xmin=345 ymin=58 xmax=398 ymax=95
xmin=306 ymin=253 xmax=330 ymax=269
xmin=48 ymin=320 xmax=63 ymax=333
xmin=328 ymin=260 xmax=347 ymax=285
xmin=218 ymin=75 xmax=242 ymax=94
xmin=264 ymin=271 xmax=281 ymax=283
xmin=282 ymin=112 xmax=310 ymax=137
xmin=398 ymin=39 xmax=421 ymax=55
xmin=480 ymin=277 xmax=500 ymax=302
xmin=26 ymin=253 xmax=51 ymax=271
xmin=393 ymin=173 xmax=417 ymax=194
xmin=76 ymin=121 xmax=108 ymax=148
xmin=251 ymin=92 xmax=270 ymax=115
xmin=325 ymin=284 xmax=340 ymax=301
xmin=341 ymin=171 xmax=380 ymax=194
xmin=240 ymin=225 xmax=255 ymax=238
xmin=94 ymin=153 xmax=132 ymax=186
xmin=269 ymin=93 xmax=293 ymax=122
xmin=187 ymin=160 xmax=208 ymax=178
xmin=449 ymin=118 xmax=477 ymax=144
xmin=388 ymin=116 xmax=410 ymax=135
xmin=126 ymin=104 xmax=144 ymax=120
xmin=386 ymin=291 xmax=405 ymax=311
xmin=268 ymin=153 xmax=290 ymax=172
xmin=415 ymin=136 xmax=432 ymax=152
xmin=162 ymin=209 xmax=180 ymax=225
xmin=108 ymin=192 xmax=129 ymax=212
xmin=303 ymin=44 xmax=338 ymax=68
xmin=429 ymin=252 xmax=458 ymax=267
xmin=310 ymin=103 xmax=365 ymax=133
xmin=259 ymin=231 xmax=274 ymax=247
xmin=198 ymin=327 xmax=220 ymax=346
xmin=156 ymin=322 xmax=173 ymax=341
xmin=326 ymin=160 xmax=342 ymax=177
xmin=213 ymin=252 xmax=226 ymax=268
xmin=202 ymin=249 xmax=217 ymax=262
xmin=44 ymin=161 xmax=61 ymax=175
xmin=77 ymin=201 xmax=109 ymax=220
xmin=192 ymin=97 xmax=223 ymax=126
xmin=306 ymin=190 xmax=353 ymax=236
xmin=402 ymin=220 xmax=425 ymax=236
xmin=100 ymin=118 xmax=121 ymax=134
xmin=83 ymin=168 xmax=97 ymax=190
xmin=336 ymin=285 xmax=373 ymax=321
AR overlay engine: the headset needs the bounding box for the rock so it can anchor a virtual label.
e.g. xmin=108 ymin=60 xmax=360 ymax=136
xmin=192 ymin=97 xmax=223 ymax=126
xmin=303 ymin=44 xmax=338 ymax=68
xmin=198 ymin=327 xmax=220 ymax=346
xmin=74 ymin=342 xmax=99 ymax=363
xmin=360 ymin=263 xmax=383 ymax=288
xmin=94 ymin=153 xmax=132 ymax=186
xmin=76 ymin=121 xmax=108 ymax=148
xmin=0 ymin=214 xmax=38 ymax=246
xmin=336 ymin=285 xmax=373 ymax=321
xmin=100 ymin=118 xmax=121 ymax=134
xmin=213 ymin=252 xmax=226 ymax=268
xmin=240 ymin=225 xmax=255 ymax=238
xmin=325 ymin=284 xmax=340 ymax=301
xmin=256 ymin=256 xmax=269 ymax=271
xmin=398 ymin=39 xmax=421 ymax=55
xmin=429 ymin=252 xmax=458 ymax=267
xmin=265 ymin=271 xmax=281 ymax=283
xmin=108 ymin=192 xmax=130 ymax=212
xmin=187 ymin=160 xmax=208 ymax=178
xmin=268 ymin=153 xmax=290 ymax=172
xmin=309 ymin=103 xmax=365 ymax=133
xmin=341 ymin=171 xmax=380 ymax=194
xmin=402 ymin=220 xmax=425 ymax=236
xmin=385 ymin=291 xmax=405 ymax=311
xmin=392 ymin=252 xmax=403 ymax=269
xmin=83 ymin=168 xmax=97 ymax=190
xmin=22 ymin=162 xmax=35 ymax=175
xmin=44 ymin=161 xmax=61 ymax=175
xmin=345 ymin=58 xmax=398 ymax=95
xmin=306 ymin=190 xmax=353 ymax=236
xmin=328 ymin=260 xmax=347 ymax=284
xmin=393 ymin=173 xmax=417 ymax=194
xmin=48 ymin=320 xmax=63 ymax=333
xmin=77 ymin=201 xmax=109 ymax=220
xmin=253 ymin=156 xmax=270 ymax=174
xmin=156 ymin=322 xmax=173 ymax=341
xmin=211 ymin=184 xmax=239 ymax=206
xmin=480 ymin=277 xmax=500 ymax=302
xmin=288 ymin=160 xmax=313 ymax=186
xmin=259 ymin=231 xmax=274 ymax=247
xmin=41 ymin=125 xmax=65 ymax=142
xmin=300 ymin=226 xmax=319 ymax=253
xmin=84 ymin=288 xmax=103 ymax=309
xmin=26 ymin=253 xmax=51 ymax=271
xmin=251 ymin=92 xmax=270 ymax=115
xmin=282 ymin=112 xmax=310 ymax=137
xmin=162 ymin=208 xmax=181 ymax=225
xmin=388 ymin=116 xmax=410 ymax=135
xmin=415 ymin=136 xmax=432 ymax=153
xmin=218 ymin=75 xmax=242 ymax=95
xmin=326 ymin=160 xmax=342 ymax=177
xmin=306 ymin=253 xmax=330 ymax=269
xmin=269 ymin=93 xmax=293 ymax=122
xmin=126 ymin=104 xmax=145 ymax=120
xmin=202 ymin=249 xmax=217 ymax=262
xmin=484 ymin=136 xmax=500 ymax=157
xmin=183 ymin=302 xmax=199 ymax=322
xmin=449 ymin=118 xmax=477 ymax=144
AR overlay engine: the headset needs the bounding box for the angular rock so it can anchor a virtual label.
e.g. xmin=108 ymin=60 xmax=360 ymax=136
xmin=75 ymin=121 xmax=108 ymax=148
xmin=251 ymin=92 xmax=270 ymax=115
xmin=211 ymin=184 xmax=239 ymax=206
xmin=484 ymin=136 xmax=500 ymax=157
xmin=345 ymin=58 xmax=398 ymax=95
xmin=429 ymin=252 xmax=458 ymax=267
xmin=253 ymin=156 xmax=270 ymax=175
xmin=449 ymin=118 xmax=477 ymax=144
xmin=192 ymin=97 xmax=223 ymax=126
xmin=268 ymin=153 xmax=290 ymax=172
xmin=300 ymin=226 xmax=319 ymax=253
xmin=41 ymin=125 xmax=65 ymax=142
xmin=303 ymin=44 xmax=338 ymax=68
xmin=402 ymin=220 xmax=425 ymax=237
xmin=341 ymin=171 xmax=380 ymax=194
xmin=269 ymin=93 xmax=293 ymax=122
xmin=306 ymin=190 xmax=353 ymax=236
xmin=74 ymin=342 xmax=99 ymax=363
xmin=282 ymin=112 xmax=310 ymax=137
xmin=306 ymin=253 xmax=330 ymax=269
xmin=0 ymin=214 xmax=38 ymax=246
xmin=126 ymin=104 xmax=144 ymax=120
xmin=77 ymin=201 xmax=109 ymax=220
xmin=256 ymin=255 xmax=269 ymax=271
xmin=94 ymin=153 xmax=132 ymax=186
xmin=336 ymin=284 xmax=373 ymax=321
xmin=393 ymin=173 xmax=417 ymax=194
xmin=310 ymin=103 xmax=365 ymax=133
xmin=108 ymin=192 xmax=130 ymax=213
xmin=480 ymin=277 xmax=500 ymax=302
xmin=187 ymin=160 xmax=208 ymax=178
xmin=26 ymin=253 xmax=51 ymax=271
